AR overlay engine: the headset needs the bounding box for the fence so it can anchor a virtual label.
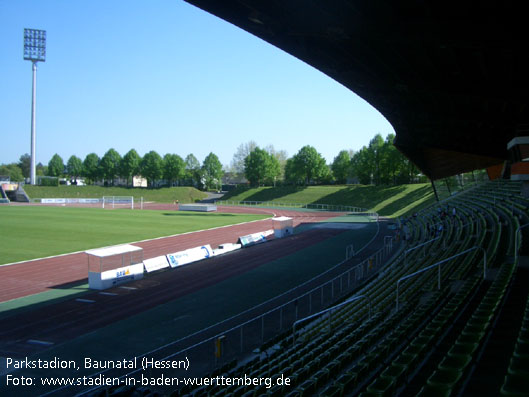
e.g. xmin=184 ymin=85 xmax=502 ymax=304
xmin=215 ymin=200 xmax=367 ymax=214
xmin=65 ymin=235 xmax=396 ymax=397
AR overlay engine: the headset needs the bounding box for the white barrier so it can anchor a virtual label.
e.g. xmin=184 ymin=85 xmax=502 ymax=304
xmin=41 ymin=198 xmax=100 ymax=204
xmin=41 ymin=198 xmax=66 ymax=204
xmin=179 ymin=204 xmax=217 ymax=212
xmin=166 ymin=245 xmax=213 ymax=268
xmin=238 ymin=230 xmax=274 ymax=247
xmin=143 ymin=256 xmax=170 ymax=273
xmin=213 ymin=243 xmax=242 ymax=256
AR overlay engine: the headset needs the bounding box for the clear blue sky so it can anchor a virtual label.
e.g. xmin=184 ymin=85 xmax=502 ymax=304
xmin=0 ymin=0 xmax=395 ymax=168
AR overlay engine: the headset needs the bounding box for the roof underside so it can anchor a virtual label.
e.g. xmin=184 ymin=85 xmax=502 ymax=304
xmin=184 ymin=0 xmax=529 ymax=180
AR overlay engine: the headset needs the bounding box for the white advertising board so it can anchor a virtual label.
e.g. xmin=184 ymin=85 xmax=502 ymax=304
xmin=143 ymin=256 xmax=170 ymax=273
xmin=166 ymin=245 xmax=213 ymax=268
xmin=41 ymin=198 xmax=100 ymax=204
xmin=213 ymin=243 xmax=242 ymax=256
xmin=41 ymin=198 xmax=66 ymax=204
xmin=238 ymin=230 xmax=274 ymax=247
xmin=179 ymin=204 xmax=217 ymax=212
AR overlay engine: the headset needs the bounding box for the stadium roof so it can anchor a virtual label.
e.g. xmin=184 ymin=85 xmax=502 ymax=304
xmin=184 ymin=1 xmax=529 ymax=180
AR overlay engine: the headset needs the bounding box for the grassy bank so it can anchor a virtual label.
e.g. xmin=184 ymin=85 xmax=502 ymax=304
xmin=23 ymin=185 xmax=207 ymax=203
xmin=221 ymin=184 xmax=438 ymax=218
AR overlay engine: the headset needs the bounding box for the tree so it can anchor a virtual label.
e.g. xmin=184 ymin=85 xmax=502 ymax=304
xmin=120 ymin=149 xmax=141 ymax=187
xmin=184 ymin=153 xmax=201 ymax=187
xmin=284 ymin=157 xmax=303 ymax=185
xmin=331 ymin=150 xmax=352 ymax=184
xmin=351 ymin=147 xmax=373 ymax=185
xmin=66 ymin=155 xmax=83 ymax=181
xmin=231 ymin=141 xmax=257 ymax=175
xmin=100 ymin=148 xmax=121 ymax=185
xmin=83 ymin=153 xmax=100 ymax=184
xmin=48 ymin=154 xmax=65 ymax=177
xmin=368 ymin=134 xmax=385 ymax=185
xmin=36 ymin=162 xmax=47 ymax=176
xmin=266 ymin=153 xmax=281 ymax=186
xmin=163 ymin=153 xmax=185 ymax=186
xmin=290 ymin=145 xmax=328 ymax=185
xmin=0 ymin=164 xmax=24 ymax=182
xmin=18 ymin=154 xmax=31 ymax=178
xmin=202 ymin=152 xmax=223 ymax=190
xmin=265 ymin=145 xmax=288 ymax=183
xmin=140 ymin=150 xmax=163 ymax=187
xmin=244 ymin=147 xmax=280 ymax=186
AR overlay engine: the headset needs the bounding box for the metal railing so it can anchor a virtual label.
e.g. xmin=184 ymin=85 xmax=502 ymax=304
xmin=515 ymin=222 xmax=529 ymax=263
xmin=404 ymin=236 xmax=441 ymax=266
xmin=215 ymin=200 xmax=368 ymax=213
xmin=396 ymin=245 xmax=487 ymax=311
xmin=292 ymin=294 xmax=372 ymax=344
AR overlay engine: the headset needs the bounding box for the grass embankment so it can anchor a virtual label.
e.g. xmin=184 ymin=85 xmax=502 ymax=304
xmin=23 ymin=185 xmax=207 ymax=203
xmin=222 ymin=184 xmax=437 ymax=218
xmin=0 ymin=206 xmax=269 ymax=265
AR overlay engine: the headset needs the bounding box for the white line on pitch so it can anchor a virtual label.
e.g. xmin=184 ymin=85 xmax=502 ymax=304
xmin=75 ymin=298 xmax=95 ymax=303
xmin=98 ymin=292 xmax=118 ymax=296
xmin=118 ymin=286 xmax=137 ymax=290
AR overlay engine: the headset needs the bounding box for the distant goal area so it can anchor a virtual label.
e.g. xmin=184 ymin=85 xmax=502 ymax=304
xmin=32 ymin=196 xmax=135 ymax=209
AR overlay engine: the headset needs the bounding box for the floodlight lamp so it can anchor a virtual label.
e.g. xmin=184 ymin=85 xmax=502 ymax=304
xmin=24 ymin=28 xmax=46 ymax=62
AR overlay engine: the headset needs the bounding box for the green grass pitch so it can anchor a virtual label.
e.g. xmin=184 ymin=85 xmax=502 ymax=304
xmin=0 ymin=206 xmax=270 ymax=265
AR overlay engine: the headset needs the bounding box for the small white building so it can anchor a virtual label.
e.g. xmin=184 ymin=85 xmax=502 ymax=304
xmin=273 ymin=216 xmax=294 ymax=238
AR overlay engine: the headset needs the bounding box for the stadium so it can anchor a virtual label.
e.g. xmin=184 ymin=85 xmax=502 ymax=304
xmin=3 ymin=1 xmax=529 ymax=397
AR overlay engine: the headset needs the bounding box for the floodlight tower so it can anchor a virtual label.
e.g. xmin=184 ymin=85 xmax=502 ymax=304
xmin=23 ymin=28 xmax=46 ymax=185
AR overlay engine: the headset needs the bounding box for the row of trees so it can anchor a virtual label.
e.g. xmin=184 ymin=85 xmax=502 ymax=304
xmin=2 ymin=133 xmax=423 ymax=188
xmin=44 ymin=149 xmax=223 ymax=189
xmin=335 ymin=133 xmax=421 ymax=185
xmin=239 ymin=134 xmax=421 ymax=187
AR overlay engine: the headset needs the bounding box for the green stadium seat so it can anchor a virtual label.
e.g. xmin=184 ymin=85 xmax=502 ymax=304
xmin=366 ymin=375 xmax=396 ymax=396
xmin=319 ymin=384 xmax=341 ymax=397
xmin=380 ymin=362 xmax=407 ymax=385
xmin=297 ymin=379 xmax=316 ymax=397
xmin=265 ymin=384 xmax=283 ymax=397
xmin=313 ymin=368 xmax=331 ymax=388
xmin=508 ymin=355 xmax=529 ymax=376
xmin=448 ymin=342 xmax=479 ymax=357
xmin=416 ymin=383 xmax=452 ymax=397
xmin=427 ymin=368 xmax=462 ymax=389
xmin=501 ymin=373 xmax=529 ymax=396
xmin=438 ymin=353 xmax=472 ymax=371
xmin=334 ymin=371 xmax=357 ymax=391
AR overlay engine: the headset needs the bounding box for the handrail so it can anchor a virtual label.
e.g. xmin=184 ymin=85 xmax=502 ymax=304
xmin=346 ymin=244 xmax=354 ymax=260
xmin=396 ymin=246 xmax=486 ymax=311
xmin=292 ymin=294 xmax=372 ymax=344
xmin=404 ymin=236 xmax=441 ymax=266
xmin=384 ymin=236 xmax=393 ymax=253
xmin=515 ymin=223 xmax=529 ymax=263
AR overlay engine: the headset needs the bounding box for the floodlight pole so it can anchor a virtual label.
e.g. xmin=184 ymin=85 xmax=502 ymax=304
xmin=23 ymin=28 xmax=46 ymax=185
xmin=30 ymin=61 xmax=37 ymax=185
